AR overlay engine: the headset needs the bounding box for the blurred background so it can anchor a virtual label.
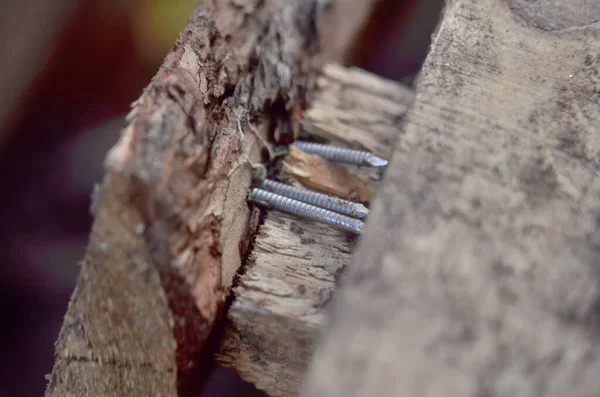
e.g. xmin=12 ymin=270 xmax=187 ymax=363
xmin=0 ymin=0 xmax=443 ymax=395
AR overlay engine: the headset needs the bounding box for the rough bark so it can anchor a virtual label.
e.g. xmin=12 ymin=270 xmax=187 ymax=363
xmin=216 ymin=65 xmax=412 ymax=396
xmin=45 ymin=1 xmax=322 ymax=395
xmin=302 ymin=1 xmax=600 ymax=396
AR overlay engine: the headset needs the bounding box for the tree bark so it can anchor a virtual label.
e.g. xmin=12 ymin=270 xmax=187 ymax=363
xmin=302 ymin=1 xmax=600 ymax=396
xmin=45 ymin=1 xmax=323 ymax=395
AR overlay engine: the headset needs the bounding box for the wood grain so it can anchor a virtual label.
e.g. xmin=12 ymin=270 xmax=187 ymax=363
xmin=302 ymin=1 xmax=600 ymax=396
xmin=283 ymin=63 xmax=413 ymax=203
xmin=217 ymin=65 xmax=412 ymax=396
xmin=304 ymin=63 xmax=413 ymax=157
xmin=283 ymin=146 xmax=376 ymax=203
xmin=217 ymin=212 xmax=351 ymax=396
xmin=45 ymin=1 xmax=322 ymax=395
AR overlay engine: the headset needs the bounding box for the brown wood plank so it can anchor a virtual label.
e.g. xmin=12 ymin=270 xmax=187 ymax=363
xmin=302 ymin=1 xmax=600 ymax=396
xmin=45 ymin=1 xmax=323 ymax=395
xmin=216 ymin=65 xmax=412 ymax=396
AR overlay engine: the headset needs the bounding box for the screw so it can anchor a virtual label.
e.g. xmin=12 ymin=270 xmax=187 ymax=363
xmin=248 ymin=188 xmax=364 ymax=234
xmin=292 ymin=141 xmax=388 ymax=167
xmin=261 ymin=179 xmax=369 ymax=219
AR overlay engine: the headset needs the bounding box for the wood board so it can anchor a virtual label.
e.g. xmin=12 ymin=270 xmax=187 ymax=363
xmin=302 ymin=1 xmax=600 ymax=396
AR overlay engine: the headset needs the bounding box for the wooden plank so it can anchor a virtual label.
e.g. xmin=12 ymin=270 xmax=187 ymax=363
xmin=217 ymin=65 xmax=412 ymax=396
xmin=45 ymin=1 xmax=323 ymax=395
xmin=301 ymin=1 xmax=600 ymax=396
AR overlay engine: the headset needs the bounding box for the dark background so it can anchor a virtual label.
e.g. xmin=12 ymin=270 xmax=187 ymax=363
xmin=0 ymin=1 xmax=443 ymax=395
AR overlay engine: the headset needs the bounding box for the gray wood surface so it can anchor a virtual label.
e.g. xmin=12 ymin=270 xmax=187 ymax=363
xmin=302 ymin=1 xmax=600 ymax=396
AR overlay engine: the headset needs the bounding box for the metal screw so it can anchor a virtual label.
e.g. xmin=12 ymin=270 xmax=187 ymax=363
xmin=261 ymin=179 xmax=369 ymax=219
xmin=292 ymin=141 xmax=388 ymax=167
xmin=248 ymin=188 xmax=364 ymax=234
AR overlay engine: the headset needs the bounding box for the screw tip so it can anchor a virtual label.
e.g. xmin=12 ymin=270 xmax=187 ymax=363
xmin=353 ymin=204 xmax=370 ymax=219
xmin=365 ymin=154 xmax=389 ymax=167
xmin=355 ymin=222 xmax=364 ymax=234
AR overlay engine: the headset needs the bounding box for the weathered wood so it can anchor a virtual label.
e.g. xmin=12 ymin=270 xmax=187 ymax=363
xmin=217 ymin=212 xmax=351 ymax=396
xmin=45 ymin=1 xmax=322 ymax=395
xmin=282 ymin=63 xmax=413 ymax=203
xmin=304 ymin=63 xmax=414 ymax=157
xmin=318 ymin=0 xmax=419 ymax=67
xmin=302 ymin=1 xmax=600 ymax=396
xmin=216 ymin=65 xmax=411 ymax=396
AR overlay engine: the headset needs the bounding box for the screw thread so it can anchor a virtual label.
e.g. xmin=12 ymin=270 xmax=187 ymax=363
xmin=292 ymin=141 xmax=388 ymax=167
xmin=293 ymin=141 xmax=368 ymax=164
xmin=249 ymin=188 xmax=364 ymax=234
xmin=261 ymin=179 xmax=368 ymax=218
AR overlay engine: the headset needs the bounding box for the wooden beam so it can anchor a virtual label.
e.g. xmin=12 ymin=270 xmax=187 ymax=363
xmin=216 ymin=65 xmax=412 ymax=396
xmin=302 ymin=1 xmax=600 ymax=396
xmin=45 ymin=1 xmax=323 ymax=395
